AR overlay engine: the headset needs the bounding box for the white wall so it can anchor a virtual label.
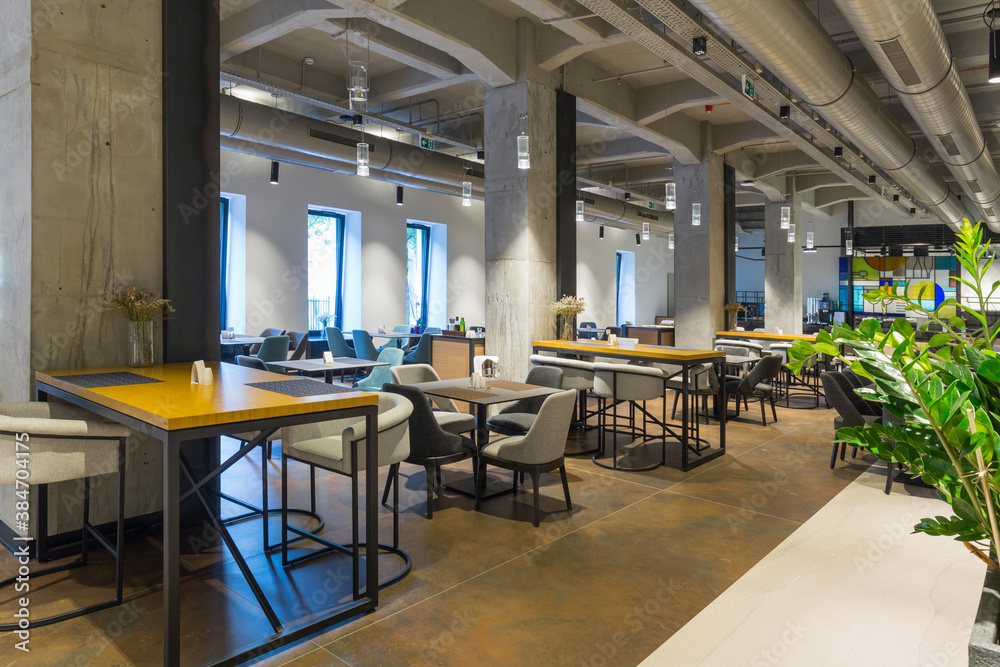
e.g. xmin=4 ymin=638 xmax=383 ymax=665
xmin=221 ymin=151 xmax=486 ymax=333
xmin=734 ymin=208 xmax=846 ymax=312
xmin=576 ymin=221 xmax=674 ymax=327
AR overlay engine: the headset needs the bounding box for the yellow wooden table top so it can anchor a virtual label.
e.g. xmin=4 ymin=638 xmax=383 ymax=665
xmin=715 ymin=331 xmax=818 ymax=342
xmin=36 ymin=362 xmax=378 ymax=431
xmin=533 ymin=339 xmax=723 ymax=361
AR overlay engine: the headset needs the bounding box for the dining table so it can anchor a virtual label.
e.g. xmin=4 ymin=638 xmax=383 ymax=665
xmin=267 ymin=357 xmax=389 ymax=383
xmin=34 ymin=362 xmax=380 ymax=666
xmin=531 ymin=339 xmax=727 ymax=471
xmin=409 ymin=377 xmax=562 ymax=496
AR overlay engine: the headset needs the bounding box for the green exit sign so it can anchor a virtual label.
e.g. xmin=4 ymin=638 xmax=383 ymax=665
xmin=741 ymin=74 xmax=755 ymax=100
xmin=420 ymin=136 xmax=435 ymax=150
xmin=647 ymin=201 xmax=655 ymax=209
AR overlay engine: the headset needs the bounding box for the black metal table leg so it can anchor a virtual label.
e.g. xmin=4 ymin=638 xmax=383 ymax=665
xmin=163 ymin=434 xmax=180 ymax=667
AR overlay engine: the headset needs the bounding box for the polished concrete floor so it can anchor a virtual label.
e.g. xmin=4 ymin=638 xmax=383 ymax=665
xmin=0 ymin=396 xmax=880 ymax=666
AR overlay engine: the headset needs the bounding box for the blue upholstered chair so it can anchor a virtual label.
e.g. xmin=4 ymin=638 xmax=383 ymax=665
xmin=352 ymin=330 xmax=381 ymax=361
xmin=404 ymin=332 xmax=432 ymax=364
xmin=255 ymin=335 xmax=290 ymax=373
xmin=354 ymin=348 xmax=405 ymax=391
xmin=325 ymin=327 xmax=356 ymax=358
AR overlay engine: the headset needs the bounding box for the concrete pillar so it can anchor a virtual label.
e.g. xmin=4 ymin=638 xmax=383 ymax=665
xmin=764 ymin=193 xmax=803 ymax=334
xmin=484 ymin=20 xmax=557 ymax=378
xmin=674 ymin=154 xmax=727 ymax=349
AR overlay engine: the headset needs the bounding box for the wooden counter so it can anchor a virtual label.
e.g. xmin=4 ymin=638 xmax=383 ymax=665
xmin=430 ymin=334 xmax=486 ymax=379
xmin=533 ymin=339 xmax=723 ymax=363
xmin=715 ymin=330 xmax=817 ymax=342
xmin=622 ymin=325 xmax=674 ymax=346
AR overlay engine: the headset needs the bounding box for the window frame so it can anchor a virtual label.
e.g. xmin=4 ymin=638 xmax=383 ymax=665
xmin=307 ymin=208 xmax=347 ymax=331
xmin=406 ymin=222 xmax=432 ymax=328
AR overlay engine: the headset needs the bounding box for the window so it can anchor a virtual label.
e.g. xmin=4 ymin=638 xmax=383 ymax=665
xmin=406 ymin=223 xmax=431 ymax=327
xmin=616 ymin=250 xmax=636 ymax=326
xmin=220 ymin=197 xmax=230 ymax=330
xmin=307 ymin=209 xmax=346 ymax=331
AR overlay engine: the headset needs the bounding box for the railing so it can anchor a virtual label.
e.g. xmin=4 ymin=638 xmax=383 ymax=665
xmin=308 ymin=297 xmax=332 ymax=332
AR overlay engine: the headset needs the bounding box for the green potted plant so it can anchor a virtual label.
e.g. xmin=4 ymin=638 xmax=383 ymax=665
xmin=786 ymin=221 xmax=1000 ymax=664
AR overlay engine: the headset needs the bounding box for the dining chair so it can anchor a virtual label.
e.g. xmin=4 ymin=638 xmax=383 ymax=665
xmin=254 ymin=335 xmax=291 ymax=373
xmin=352 ymin=330 xmax=381 ymax=361
xmin=391 ymin=325 xmax=413 ymax=352
xmin=424 ymin=327 xmax=442 ymax=335
xmin=250 ymin=327 xmax=285 ymax=354
xmin=234 ymin=356 xmax=276 ymax=461
xmin=280 ymin=392 xmax=413 ymax=594
xmin=403 ymin=332 xmax=432 ymax=364
xmin=325 ymin=326 xmax=356 ymax=358
xmin=0 ymin=402 xmax=132 ymax=630
xmin=389 ymin=364 xmax=476 ymax=435
xmin=286 ymin=331 xmax=309 ymax=360
xmin=353 ymin=347 xmax=405 ymax=391
xmin=821 ymin=371 xmax=894 ymax=494
xmin=529 ymin=354 xmax=597 ymax=437
xmin=725 ymin=354 xmax=783 ymax=425
xmin=591 ymin=363 xmax=668 ymax=471
xmin=475 ymin=390 xmax=577 ymax=527
xmin=486 ymin=366 xmax=564 ymax=437
xmin=381 ymin=383 xmax=477 ymax=519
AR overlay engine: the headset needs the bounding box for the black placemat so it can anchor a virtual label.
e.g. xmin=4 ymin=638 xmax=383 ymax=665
xmin=246 ymin=379 xmax=357 ymax=397
xmin=56 ymin=372 xmax=164 ymax=389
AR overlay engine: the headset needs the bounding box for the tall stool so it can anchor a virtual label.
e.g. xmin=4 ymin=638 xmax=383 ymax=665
xmin=591 ymin=363 xmax=667 ymax=471
xmin=0 ymin=402 xmax=131 ymax=630
xmin=529 ymin=354 xmax=598 ymax=454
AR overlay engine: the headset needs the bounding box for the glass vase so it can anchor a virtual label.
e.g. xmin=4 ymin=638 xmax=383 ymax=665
xmin=561 ymin=317 xmax=575 ymax=341
xmin=129 ymin=320 xmax=154 ymax=367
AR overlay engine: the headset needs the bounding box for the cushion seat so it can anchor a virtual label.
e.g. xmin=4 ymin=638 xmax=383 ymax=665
xmin=283 ymin=436 xmax=345 ymax=469
xmin=485 ymin=413 xmax=535 ymax=434
xmin=434 ymin=411 xmax=477 ymax=435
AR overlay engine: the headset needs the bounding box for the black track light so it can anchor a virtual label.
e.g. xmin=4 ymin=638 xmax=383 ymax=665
xmin=396 ymin=185 xmax=404 ymax=206
xmin=636 ymin=233 xmax=641 ymax=246
xmin=270 ymin=161 xmax=279 ymax=185
xmin=991 ymin=29 xmax=1000 ymax=83
xmin=868 ymin=175 xmax=877 ymax=184
xmin=834 ymin=146 xmax=843 ymax=158
xmin=599 ymin=226 xmax=605 ymax=240
xmin=477 ymin=149 xmax=485 ymax=160
xmin=693 ymin=36 xmax=707 ymax=55
xmin=892 ymin=194 xmax=900 ymax=202
xmin=779 ymin=105 xmax=790 ymax=119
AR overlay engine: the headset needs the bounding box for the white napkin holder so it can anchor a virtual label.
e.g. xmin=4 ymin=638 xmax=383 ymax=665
xmin=191 ymin=360 xmax=214 ymax=385
xmin=469 ymin=372 xmax=486 ymax=389
xmin=607 ymin=334 xmax=618 ymax=346
xmin=322 ymin=351 xmax=334 ymax=364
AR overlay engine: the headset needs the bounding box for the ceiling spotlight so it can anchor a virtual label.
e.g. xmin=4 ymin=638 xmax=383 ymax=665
xmin=624 ymin=192 xmax=631 ymax=201
xmin=869 ymin=175 xmax=877 ymax=184
xmin=740 ymin=179 xmax=754 ymax=187
xmin=834 ymin=146 xmax=843 ymax=158
xmin=779 ymin=105 xmax=790 ymax=119
xmin=477 ymin=149 xmax=485 ymax=160
xmin=991 ymin=27 xmax=1000 ymax=83
xmin=396 ymin=184 xmax=403 ymax=206
xmin=269 ymin=160 xmax=279 ymax=185
xmin=693 ymin=36 xmax=707 ymax=55
xmin=636 ymin=233 xmax=642 ymax=246
xmin=910 ymin=207 xmax=917 ymax=214
xmin=599 ymin=225 xmax=605 ymax=240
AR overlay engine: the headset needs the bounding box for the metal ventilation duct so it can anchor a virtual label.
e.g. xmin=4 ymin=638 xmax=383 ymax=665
xmin=219 ymin=94 xmax=672 ymax=232
xmin=828 ymin=0 xmax=1000 ymax=231
xmin=680 ymin=0 xmax=968 ymax=228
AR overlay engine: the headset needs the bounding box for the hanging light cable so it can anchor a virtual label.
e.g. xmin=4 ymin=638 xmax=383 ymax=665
xmin=346 ymin=17 xmax=371 ymax=112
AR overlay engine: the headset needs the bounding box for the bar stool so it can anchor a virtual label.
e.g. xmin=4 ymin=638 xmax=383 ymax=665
xmin=591 ymin=362 xmax=667 ymax=471
xmin=0 ymin=402 xmax=131 ymax=630
xmin=529 ymin=354 xmax=597 ymax=442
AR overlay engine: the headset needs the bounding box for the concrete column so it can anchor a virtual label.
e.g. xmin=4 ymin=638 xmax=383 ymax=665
xmin=484 ymin=20 xmax=557 ymax=378
xmin=0 ymin=0 xmax=168 ymax=537
xmin=674 ymin=154 xmax=726 ymax=349
xmin=764 ymin=193 xmax=803 ymax=334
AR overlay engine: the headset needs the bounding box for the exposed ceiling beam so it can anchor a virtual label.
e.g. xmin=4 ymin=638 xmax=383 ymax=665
xmin=577 ymin=0 xmax=915 ymax=218
xmin=220 ymin=0 xmax=350 ymax=59
xmin=537 ymin=32 xmax=632 ymax=71
xmin=794 ymin=173 xmax=846 ymax=192
xmin=636 ymin=79 xmax=725 ymax=125
xmin=576 ymin=136 xmax=668 ymax=166
xmin=326 ymin=20 xmax=465 ymax=80
xmin=814 ymin=186 xmax=871 ymax=208
xmin=563 ymin=57 xmax=703 ymax=163
xmin=335 ymin=0 xmax=516 ymax=87
xmin=368 ymin=69 xmax=479 ymax=105
xmin=710 ymin=121 xmax=781 ymax=154
xmin=506 ymin=0 xmax=606 ymax=42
